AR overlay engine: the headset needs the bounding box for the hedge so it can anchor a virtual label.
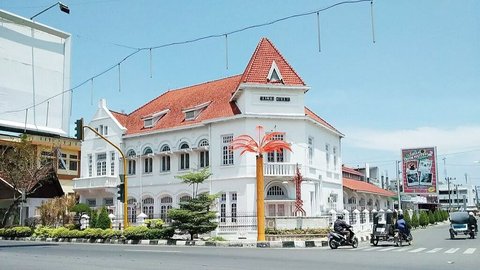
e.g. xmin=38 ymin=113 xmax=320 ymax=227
xmin=0 ymin=227 xmax=33 ymax=238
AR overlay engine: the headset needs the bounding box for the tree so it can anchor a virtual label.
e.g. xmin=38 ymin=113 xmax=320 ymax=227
xmin=96 ymin=207 xmax=111 ymax=229
xmin=411 ymin=212 xmax=419 ymax=228
xmin=230 ymin=126 xmax=292 ymax=241
xmin=0 ymin=135 xmax=55 ymax=227
xmin=168 ymin=193 xmax=217 ymax=240
xmin=419 ymin=211 xmax=429 ymax=227
xmin=38 ymin=195 xmax=76 ymax=227
xmin=89 ymin=210 xmax=98 ymax=228
xmin=175 ymin=168 xmax=212 ymax=199
xmin=428 ymin=211 xmax=436 ymax=225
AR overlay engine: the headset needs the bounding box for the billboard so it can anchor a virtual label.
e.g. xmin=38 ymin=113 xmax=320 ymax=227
xmin=401 ymin=147 xmax=437 ymax=194
xmin=0 ymin=10 xmax=71 ymax=136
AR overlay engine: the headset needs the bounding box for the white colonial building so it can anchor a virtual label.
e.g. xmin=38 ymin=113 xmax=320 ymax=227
xmin=73 ymin=38 xmax=344 ymax=238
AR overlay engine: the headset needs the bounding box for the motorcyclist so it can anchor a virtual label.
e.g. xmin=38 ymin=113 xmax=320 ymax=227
xmin=468 ymin=212 xmax=477 ymax=238
xmin=334 ymin=214 xmax=352 ymax=242
xmin=395 ymin=214 xmax=410 ymax=240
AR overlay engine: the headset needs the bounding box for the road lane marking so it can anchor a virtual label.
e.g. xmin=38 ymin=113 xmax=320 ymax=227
xmin=463 ymin=248 xmax=476 ymax=254
xmin=393 ymin=247 xmax=411 ymax=252
xmin=364 ymin=247 xmax=383 ymax=251
xmin=445 ymin=248 xmax=459 ymax=254
xmin=124 ymin=249 xmax=181 ymax=253
xmin=379 ymin=247 xmax=397 ymax=252
xmin=426 ymin=248 xmax=442 ymax=253
xmin=409 ymin=248 xmax=426 ymax=253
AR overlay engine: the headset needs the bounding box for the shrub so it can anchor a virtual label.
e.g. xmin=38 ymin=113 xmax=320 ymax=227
xmin=123 ymin=226 xmax=149 ymax=240
xmin=145 ymin=227 xmax=175 ymax=239
xmin=101 ymin=229 xmax=121 ymax=239
xmin=0 ymin=227 xmax=33 ymax=237
xmin=96 ymin=207 xmax=111 ymax=230
xmin=208 ymin=236 xmax=226 ymax=241
xmin=428 ymin=211 xmax=435 ymax=225
xmin=51 ymin=227 xmax=71 ymax=238
xmin=83 ymin=228 xmax=103 ymax=239
xmin=0 ymin=228 xmax=5 ymax=237
xmin=70 ymin=203 xmax=91 ymax=214
xmin=419 ymin=211 xmax=429 ymax=227
xmin=265 ymin=228 xmax=330 ymax=235
xmin=33 ymin=226 xmax=55 ymax=238
xmin=144 ymin=219 xmax=164 ymax=229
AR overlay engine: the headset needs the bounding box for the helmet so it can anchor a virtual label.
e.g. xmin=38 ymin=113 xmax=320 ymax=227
xmin=398 ymin=214 xmax=404 ymax=219
xmin=337 ymin=214 xmax=344 ymax=220
xmin=469 ymin=212 xmax=474 ymax=216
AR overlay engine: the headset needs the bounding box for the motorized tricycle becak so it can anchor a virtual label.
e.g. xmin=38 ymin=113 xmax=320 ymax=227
xmin=449 ymin=212 xmax=477 ymax=239
xmin=370 ymin=211 xmax=412 ymax=246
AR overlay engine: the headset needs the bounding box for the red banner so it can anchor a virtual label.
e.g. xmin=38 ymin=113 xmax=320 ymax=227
xmin=401 ymin=147 xmax=437 ymax=194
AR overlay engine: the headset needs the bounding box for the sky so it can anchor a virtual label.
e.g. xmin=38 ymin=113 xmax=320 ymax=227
xmin=2 ymin=0 xmax=480 ymax=187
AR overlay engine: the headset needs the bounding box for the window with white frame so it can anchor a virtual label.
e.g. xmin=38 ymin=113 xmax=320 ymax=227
xmin=103 ymin=197 xmax=114 ymax=206
xmin=143 ymin=147 xmax=153 ymax=174
xmin=110 ymin=152 xmax=115 ymax=176
xmin=143 ymin=197 xmax=155 ymax=219
xmin=69 ymin=154 xmax=78 ymax=172
xmin=179 ymin=143 xmax=190 ymax=170
xmin=221 ymin=135 xmax=234 ymax=166
xmin=198 ymin=139 xmax=209 ymax=168
xmin=96 ymin=153 xmax=107 ymax=176
xmin=86 ymin=199 xmax=96 ymax=207
xmin=160 ymin=196 xmax=173 ymax=222
xmin=267 ymin=133 xmax=285 ymax=162
xmin=160 ymin=145 xmax=171 ymax=172
xmin=127 ymin=198 xmax=137 ymax=223
xmin=325 ymin=144 xmax=330 ymax=169
xmin=127 ymin=150 xmax=136 ymax=175
xmin=266 ymin=185 xmax=286 ymax=199
xmin=231 ymin=192 xmax=237 ymax=223
xmin=88 ymin=154 xmax=93 ymax=177
xmin=308 ymin=137 xmax=314 ymax=165
xmin=219 ymin=193 xmax=226 ymax=222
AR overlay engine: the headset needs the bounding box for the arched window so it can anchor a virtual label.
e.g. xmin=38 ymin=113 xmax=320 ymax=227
xmin=143 ymin=197 xmax=154 ymax=219
xmin=160 ymin=196 xmax=173 ymax=222
xmin=179 ymin=195 xmax=192 ymax=202
xmin=143 ymin=147 xmax=153 ymax=174
xmin=179 ymin=142 xmax=190 ymax=170
xmin=160 ymin=145 xmax=171 ymax=172
xmin=198 ymin=140 xmax=209 ymax=168
xmin=266 ymin=185 xmax=286 ymax=199
xmin=127 ymin=150 xmax=136 ymax=175
xmin=127 ymin=198 xmax=137 ymax=223
xmin=267 ymin=133 xmax=285 ymax=163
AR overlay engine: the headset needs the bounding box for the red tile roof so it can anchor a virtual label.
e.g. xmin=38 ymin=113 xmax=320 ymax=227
xmin=240 ymin=38 xmax=305 ymax=86
xmin=118 ymin=75 xmax=242 ymax=135
xmin=343 ymin=178 xmax=396 ymax=197
xmin=110 ymin=38 xmax=338 ymax=136
xmin=342 ymin=166 xmax=364 ymax=177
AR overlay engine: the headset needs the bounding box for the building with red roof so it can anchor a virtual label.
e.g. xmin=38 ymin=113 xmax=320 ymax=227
xmin=73 ymin=38 xmax=345 ymax=239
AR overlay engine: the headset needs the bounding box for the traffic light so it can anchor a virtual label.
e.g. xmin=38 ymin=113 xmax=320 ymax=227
xmin=74 ymin=118 xmax=83 ymax=140
xmin=117 ymin=183 xmax=125 ymax=203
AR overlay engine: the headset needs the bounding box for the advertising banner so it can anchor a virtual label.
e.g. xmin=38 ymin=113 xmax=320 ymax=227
xmin=401 ymin=147 xmax=437 ymax=194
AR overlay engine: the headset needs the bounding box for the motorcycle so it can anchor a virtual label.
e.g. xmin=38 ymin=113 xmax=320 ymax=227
xmin=393 ymin=229 xmax=413 ymax=247
xmin=328 ymin=227 xmax=359 ymax=249
xmin=468 ymin=224 xmax=477 ymax=239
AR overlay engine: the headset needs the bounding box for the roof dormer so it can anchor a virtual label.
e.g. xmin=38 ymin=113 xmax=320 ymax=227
xmin=182 ymin=101 xmax=211 ymax=121
xmin=142 ymin=109 xmax=169 ymax=128
xmin=267 ymin=61 xmax=283 ymax=83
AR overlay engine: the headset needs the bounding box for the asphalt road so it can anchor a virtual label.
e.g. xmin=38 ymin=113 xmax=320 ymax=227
xmin=0 ymin=223 xmax=478 ymax=270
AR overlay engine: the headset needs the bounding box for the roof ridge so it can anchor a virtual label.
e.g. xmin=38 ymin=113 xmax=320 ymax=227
xmin=109 ymin=109 xmax=128 ymax=116
xmin=304 ymin=106 xmax=339 ymax=132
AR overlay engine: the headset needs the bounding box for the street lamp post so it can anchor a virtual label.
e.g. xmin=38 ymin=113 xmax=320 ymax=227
xmin=30 ymin=2 xmax=70 ymax=20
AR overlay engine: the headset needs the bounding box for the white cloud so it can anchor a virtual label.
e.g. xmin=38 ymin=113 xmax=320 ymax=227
xmin=343 ymin=126 xmax=480 ymax=153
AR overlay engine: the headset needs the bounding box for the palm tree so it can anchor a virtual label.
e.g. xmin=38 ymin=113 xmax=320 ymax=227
xmin=230 ymin=126 xmax=292 ymax=241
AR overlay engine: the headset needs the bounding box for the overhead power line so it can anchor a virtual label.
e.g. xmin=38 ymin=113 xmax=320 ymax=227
xmin=0 ymin=0 xmax=372 ymax=115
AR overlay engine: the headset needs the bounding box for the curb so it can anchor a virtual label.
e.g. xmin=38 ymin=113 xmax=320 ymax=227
xmin=0 ymin=236 xmax=329 ymax=248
